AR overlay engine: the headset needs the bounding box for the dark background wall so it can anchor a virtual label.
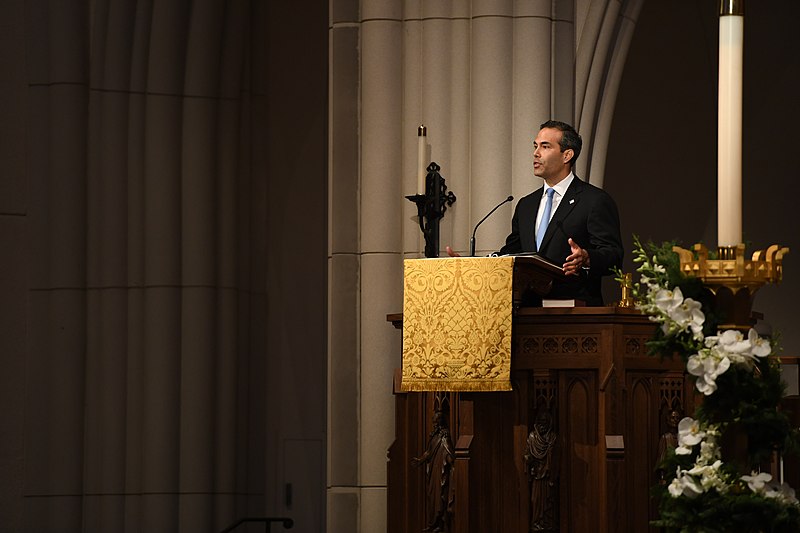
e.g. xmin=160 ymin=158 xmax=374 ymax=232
xmin=0 ymin=0 xmax=328 ymax=531
xmin=263 ymin=1 xmax=327 ymax=529
xmin=606 ymin=0 xmax=800 ymax=353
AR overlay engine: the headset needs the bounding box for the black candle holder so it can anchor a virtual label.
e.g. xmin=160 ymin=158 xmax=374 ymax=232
xmin=406 ymin=162 xmax=457 ymax=258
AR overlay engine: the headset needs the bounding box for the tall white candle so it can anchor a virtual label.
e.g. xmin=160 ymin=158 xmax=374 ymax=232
xmin=417 ymin=125 xmax=427 ymax=195
xmin=718 ymin=4 xmax=743 ymax=247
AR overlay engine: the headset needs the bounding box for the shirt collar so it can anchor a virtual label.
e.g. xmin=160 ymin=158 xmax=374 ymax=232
xmin=547 ymin=172 xmax=574 ymax=198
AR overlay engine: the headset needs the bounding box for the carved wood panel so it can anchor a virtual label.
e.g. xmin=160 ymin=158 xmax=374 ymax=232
xmin=623 ymin=335 xmax=655 ymax=356
xmin=389 ymin=308 xmax=687 ymax=533
xmin=626 ymin=373 xmax=659 ymax=532
xmin=519 ymin=335 xmax=600 ymax=356
xmin=559 ymin=371 xmax=598 ymax=532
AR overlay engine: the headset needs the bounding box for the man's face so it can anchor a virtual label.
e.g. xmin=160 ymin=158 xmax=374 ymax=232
xmin=533 ymin=127 xmax=572 ymax=182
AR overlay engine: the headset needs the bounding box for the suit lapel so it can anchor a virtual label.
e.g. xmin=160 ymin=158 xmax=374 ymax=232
xmin=538 ymin=177 xmax=583 ymax=252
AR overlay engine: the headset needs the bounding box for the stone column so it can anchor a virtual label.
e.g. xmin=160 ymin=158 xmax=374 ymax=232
xmin=23 ymin=2 xmax=266 ymax=532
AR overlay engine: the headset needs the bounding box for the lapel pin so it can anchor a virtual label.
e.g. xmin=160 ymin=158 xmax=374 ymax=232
xmin=569 ymin=199 xmax=575 ymax=204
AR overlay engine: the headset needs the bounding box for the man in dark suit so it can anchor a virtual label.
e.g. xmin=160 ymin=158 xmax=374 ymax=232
xmin=499 ymin=120 xmax=623 ymax=305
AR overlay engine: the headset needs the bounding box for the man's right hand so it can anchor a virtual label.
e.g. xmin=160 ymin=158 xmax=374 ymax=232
xmin=445 ymin=246 xmax=461 ymax=257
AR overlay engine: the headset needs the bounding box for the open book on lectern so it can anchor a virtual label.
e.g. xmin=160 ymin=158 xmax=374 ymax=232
xmin=504 ymin=252 xmax=584 ymax=306
xmin=502 ymin=252 xmax=567 ymax=278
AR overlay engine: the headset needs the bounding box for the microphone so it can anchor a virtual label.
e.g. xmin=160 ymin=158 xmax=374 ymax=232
xmin=470 ymin=195 xmax=514 ymax=256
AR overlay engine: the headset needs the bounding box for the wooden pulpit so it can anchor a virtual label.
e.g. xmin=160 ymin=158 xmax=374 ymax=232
xmin=387 ymin=257 xmax=696 ymax=532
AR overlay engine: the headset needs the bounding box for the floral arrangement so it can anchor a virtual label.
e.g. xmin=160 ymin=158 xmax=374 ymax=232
xmin=626 ymin=237 xmax=800 ymax=532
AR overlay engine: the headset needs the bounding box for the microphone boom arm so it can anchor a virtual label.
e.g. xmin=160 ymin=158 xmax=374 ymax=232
xmin=469 ymin=195 xmax=514 ymax=257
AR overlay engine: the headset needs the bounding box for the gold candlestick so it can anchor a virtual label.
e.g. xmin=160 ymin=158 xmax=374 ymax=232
xmin=616 ymin=272 xmax=635 ymax=308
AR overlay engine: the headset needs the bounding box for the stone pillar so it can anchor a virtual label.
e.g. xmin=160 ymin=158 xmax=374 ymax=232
xmin=328 ymin=0 xmax=362 ymax=531
xmin=22 ymin=2 xmax=267 ymax=532
xmin=575 ymin=0 xmax=647 ymax=186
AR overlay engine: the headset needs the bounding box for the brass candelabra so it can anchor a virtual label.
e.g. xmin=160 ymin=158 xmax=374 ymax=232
xmin=672 ymin=243 xmax=789 ymax=330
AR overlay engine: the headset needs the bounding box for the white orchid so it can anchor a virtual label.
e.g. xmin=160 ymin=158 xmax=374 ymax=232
xmin=716 ymin=330 xmax=753 ymax=361
xmin=668 ymin=460 xmax=728 ymax=498
xmin=689 ymin=460 xmax=728 ymax=492
xmin=741 ymin=471 xmax=772 ymax=493
xmin=675 ymin=419 xmax=721 ymax=459
xmin=747 ymin=328 xmax=772 ymax=358
xmin=698 ymin=439 xmax=720 ymax=463
xmin=668 ymin=296 xmax=705 ymax=340
xmin=702 ymin=328 xmax=772 ymax=368
xmin=667 ymin=476 xmax=683 ymax=497
xmin=677 ymin=417 xmax=705 ymax=447
xmin=668 ymin=469 xmax=704 ymax=498
xmin=668 ymin=421 xmax=731 ymax=499
xmin=635 ymin=279 xmax=708 ymax=341
xmin=674 ymin=444 xmax=693 ymax=455
xmin=765 ymin=482 xmax=798 ymax=504
xmin=718 ymin=329 xmax=749 ymax=350
xmin=655 ymin=287 xmax=684 ymax=314
xmin=687 ymin=352 xmax=731 ymax=395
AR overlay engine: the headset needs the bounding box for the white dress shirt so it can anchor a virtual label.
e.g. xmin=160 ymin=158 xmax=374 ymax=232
xmin=535 ymin=172 xmax=575 ymax=241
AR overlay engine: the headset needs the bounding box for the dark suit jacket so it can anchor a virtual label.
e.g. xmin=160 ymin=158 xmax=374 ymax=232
xmin=499 ymin=176 xmax=623 ymax=306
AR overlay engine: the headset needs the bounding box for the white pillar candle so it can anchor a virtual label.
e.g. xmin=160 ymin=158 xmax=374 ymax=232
xmin=718 ymin=4 xmax=743 ymax=247
xmin=417 ymin=125 xmax=427 ymax=195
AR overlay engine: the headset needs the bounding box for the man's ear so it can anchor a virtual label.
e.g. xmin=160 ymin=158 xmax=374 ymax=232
xmin=563 ymin=149 xmax=574 ymax=164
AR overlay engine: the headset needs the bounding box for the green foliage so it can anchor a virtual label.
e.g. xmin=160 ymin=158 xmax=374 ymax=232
xmin=697 ymin=359 xmax=800 ymax=464
xmin=654 ymin=488 xmax=800 ymax=532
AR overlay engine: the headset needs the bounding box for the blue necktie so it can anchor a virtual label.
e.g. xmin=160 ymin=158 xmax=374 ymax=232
xmin=536 ymin=187 xmax=555 ymax=250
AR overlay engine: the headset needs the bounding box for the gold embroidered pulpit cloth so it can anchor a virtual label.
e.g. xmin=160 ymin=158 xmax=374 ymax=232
xmin=401 ymin=256 xmax=514 ymax=392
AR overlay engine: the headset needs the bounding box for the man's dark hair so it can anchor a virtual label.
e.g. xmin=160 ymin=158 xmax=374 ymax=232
xmin=540 ymin=120 xmax=582 ymax=167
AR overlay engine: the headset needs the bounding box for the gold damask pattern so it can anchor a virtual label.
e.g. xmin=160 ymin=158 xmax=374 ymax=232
xmin=401 ymin=257 xmax=514 ymax=392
